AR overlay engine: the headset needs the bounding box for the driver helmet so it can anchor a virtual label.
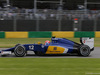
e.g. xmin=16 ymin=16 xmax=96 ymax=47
xmin=44 ymin=40 xmax=50 ymax=45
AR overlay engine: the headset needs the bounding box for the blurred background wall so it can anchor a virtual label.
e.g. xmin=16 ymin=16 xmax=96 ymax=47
xmin=0 ymin=0 xmax=100 ymax=31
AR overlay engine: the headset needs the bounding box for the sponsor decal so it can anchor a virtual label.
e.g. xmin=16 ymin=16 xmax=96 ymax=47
xmin=41 ymin=45 xmax=44 ymax=48
xmin=54 ymin=47 xmax=57 ymax=50
xmin=46 ymin=46 xmax=65 ymax=54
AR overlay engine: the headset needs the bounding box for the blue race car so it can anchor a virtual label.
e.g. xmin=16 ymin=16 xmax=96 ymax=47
xmin=0 ymin=37 xmax=94 ymax=57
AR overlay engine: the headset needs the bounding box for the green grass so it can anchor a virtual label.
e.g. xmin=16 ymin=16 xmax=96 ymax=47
xmin=0 ymin=58 xmax=99 ymax=75
xmin=0 ymin=38 xmax=99 ymax=48
xmin=0 ymin=38 xmax=50 ymax=48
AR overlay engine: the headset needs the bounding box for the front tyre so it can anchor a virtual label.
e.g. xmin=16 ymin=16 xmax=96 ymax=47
xmin=14 ymin=45 xmax=26 ymax=57
xmin=78 ymin=45 xmax=90 ymax=57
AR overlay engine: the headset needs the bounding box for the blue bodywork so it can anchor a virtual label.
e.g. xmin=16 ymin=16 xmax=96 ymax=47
xmin=0 ymin=38 xmax=80 ymax=54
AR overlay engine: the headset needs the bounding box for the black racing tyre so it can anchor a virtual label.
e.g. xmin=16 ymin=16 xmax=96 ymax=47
xmin=34 ymin=51 xmax=44 ymax=56
xmin=78 ymin=45 xmax=90 ymax=57
xmin=15 ymin=44 xmax=21 ymax=47
xmin=14 ymin=45 xmax=26 ymax=57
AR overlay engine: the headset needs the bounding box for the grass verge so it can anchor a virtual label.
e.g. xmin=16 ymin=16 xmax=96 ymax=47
xmin=0 ymin=58 xmax=99 ymax=75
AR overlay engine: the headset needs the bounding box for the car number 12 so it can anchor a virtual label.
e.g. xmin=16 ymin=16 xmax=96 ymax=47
xmin=29 ymin=45 xmax=34 ymax=50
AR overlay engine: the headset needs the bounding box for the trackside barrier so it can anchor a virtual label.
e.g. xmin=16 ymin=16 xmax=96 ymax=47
xmin=74 ymin=32 xmax=95 ymax=38
xmin=5 ymin=32 xmax=28 ymax=38
xmin=28 ymin=32 xmax=52 ymax=38
xmin=52 ymin=31 xmax=74 ymax=38
xmin=95 ymin=32 xmax=100 ymax=38
xmin=0 ymin=31 xmax=99 ymax=38
xmin=0 ymin=32 xmax=5 ymax=38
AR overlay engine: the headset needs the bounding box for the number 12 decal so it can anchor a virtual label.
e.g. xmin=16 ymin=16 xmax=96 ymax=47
xmin=29 ymin=45 xmax=34 ymax=50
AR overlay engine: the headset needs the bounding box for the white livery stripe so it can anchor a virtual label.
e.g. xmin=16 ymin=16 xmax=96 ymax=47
xmin=1 ymin=51 xmax=12 ymax=55
xmin=63 ymin=48 xmax=68 ymax=53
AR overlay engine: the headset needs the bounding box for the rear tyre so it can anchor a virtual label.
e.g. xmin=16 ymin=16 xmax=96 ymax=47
xmin=14 ymin=45 xmax=26 ymax=57
xmin=78 ymin=45 xmax=90 ymax=57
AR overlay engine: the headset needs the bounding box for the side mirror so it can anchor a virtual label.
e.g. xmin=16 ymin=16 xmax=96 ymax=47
xmin=38 ymin=42 xmax=42 ymax=45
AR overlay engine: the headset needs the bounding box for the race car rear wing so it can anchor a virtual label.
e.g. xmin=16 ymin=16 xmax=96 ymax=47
xmin=80 ymin=37 xmax=94 ymax=49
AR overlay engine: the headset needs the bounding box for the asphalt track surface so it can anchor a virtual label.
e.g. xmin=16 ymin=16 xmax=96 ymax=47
xmin=0 ymin=47 xmax=100 ymax=58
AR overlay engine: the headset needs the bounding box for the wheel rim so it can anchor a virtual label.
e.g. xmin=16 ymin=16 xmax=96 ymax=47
xmin=16 ymin=46 xmax=24 ymax=55
xmin=80 ymin=47 xmax=89 ymax=56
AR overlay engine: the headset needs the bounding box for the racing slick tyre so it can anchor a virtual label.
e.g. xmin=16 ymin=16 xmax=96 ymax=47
xmin=14 ymin=45 xmax=26 ymax=57
xmin=15 ymin=44 xmax=21 ymax=47
xmin=78 ymin=45 xmax=90 ymax=57
xmin=34 ymin=51 xmax=44 ymax=56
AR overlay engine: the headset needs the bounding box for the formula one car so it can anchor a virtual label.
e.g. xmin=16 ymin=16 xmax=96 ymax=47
xmin=0 ymin=37 xmax=94 ymax=57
